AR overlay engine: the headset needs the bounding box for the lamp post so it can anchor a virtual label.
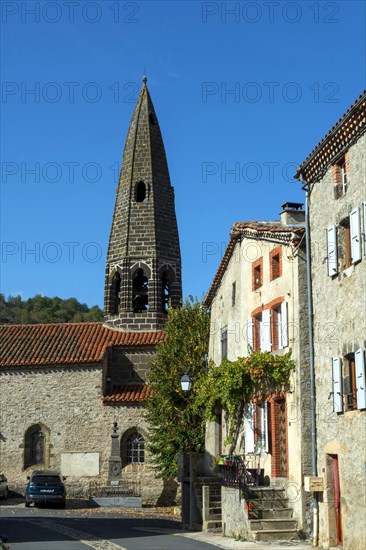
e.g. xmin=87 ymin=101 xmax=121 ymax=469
xmin=180 ymin=373 xmax=192 ymax=392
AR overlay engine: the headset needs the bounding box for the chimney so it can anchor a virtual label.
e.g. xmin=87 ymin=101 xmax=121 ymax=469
xmin=280 ymin=202 xmax=305 ymax=226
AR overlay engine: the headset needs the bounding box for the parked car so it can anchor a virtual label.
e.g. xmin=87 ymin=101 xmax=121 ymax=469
xmin=25 ymin=470 xmax=66 ymax=508
xmin=0 ymin=474 xmax=8 ymax=499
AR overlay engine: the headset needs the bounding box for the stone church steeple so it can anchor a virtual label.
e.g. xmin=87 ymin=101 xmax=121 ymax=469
xmin=104 ymin=77 xmax=182 ymax=331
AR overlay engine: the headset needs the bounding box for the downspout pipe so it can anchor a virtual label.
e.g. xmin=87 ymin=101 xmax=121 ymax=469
xmin=300 ymin=173 xmax=318 ymax=547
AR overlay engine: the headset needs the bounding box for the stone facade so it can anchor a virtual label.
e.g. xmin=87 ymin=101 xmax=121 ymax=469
xmin=0 ymin=365 xmax=177 ymax=503
xmin=204 ymin=207 xmax=312 ymax=534
xmin=296 ymin=93 xmax=366 ymax=550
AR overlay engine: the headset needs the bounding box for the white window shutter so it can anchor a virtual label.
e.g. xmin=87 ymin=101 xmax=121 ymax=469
xmin=327 ymin=226 xmax=338 ymax=276
xmin=244 ymin=403 xmax=255 ymax=453
xmin=355 ymin=348 xmax=366 ymax=409
xmin=363 ymin=202 xmax=366 ymax=255
xmin=350 ymin=207 xmax=362 ymax=264
xmin=332 ymin=357 xmax=343 ymax=413
xmin=261 ymin=309 xmax=271 ymax=351
xmin=261 ymin=402 xmax=269 ymax=452
xmin=280 ymin=301 xmax=288 ymax=348
xmin=246 ymin=318 xmax=254 ymax=348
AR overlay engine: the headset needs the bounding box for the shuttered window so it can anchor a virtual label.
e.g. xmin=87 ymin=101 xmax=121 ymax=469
xmin=280 ymin=301 xmax=288 ymax=348
xmin=246 ymin=318 xmax=254 ymax=348
xmin=327 ymin=226 xmax=338 ymax=276
xmin=261 ymin=309 xmax=271 ymax=352
xmin=350 ymin=207 xmax=362 ymax=264
xmin=244 ymin=403 xmax=255 ymax=453
xmin=332 ymin=357 xmax=343 ymax=413
xmin=355 ymin=348 xmax=366 ymax=410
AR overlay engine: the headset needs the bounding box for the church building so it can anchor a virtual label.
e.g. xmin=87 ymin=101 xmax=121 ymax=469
xmin=0 ymin=77 xmax=182 ymax=504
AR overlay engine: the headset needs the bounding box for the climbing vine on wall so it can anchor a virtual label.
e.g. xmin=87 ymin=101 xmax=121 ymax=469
xmin=194 ymin=350 xmax=295 ymax=445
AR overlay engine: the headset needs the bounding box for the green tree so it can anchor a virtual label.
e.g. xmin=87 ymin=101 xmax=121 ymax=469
xmin=0 ymin=294 xmax=103 ymax=324
xmin=145 ymin=297 xmax=210 ymax=479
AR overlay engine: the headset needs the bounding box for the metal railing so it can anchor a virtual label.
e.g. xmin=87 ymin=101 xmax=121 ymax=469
xmin=219 ymin=455 xmax=257 ymax=490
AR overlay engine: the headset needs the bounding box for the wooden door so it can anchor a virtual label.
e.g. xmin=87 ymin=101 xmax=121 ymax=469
xmin=331 ymin=454 xmax=343 ymax=545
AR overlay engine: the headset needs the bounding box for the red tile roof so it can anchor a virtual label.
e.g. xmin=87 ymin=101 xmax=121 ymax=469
xmin=103 ymin=384 xmax=152 ymax=403
xmin=0 ymin=322 xmax=165 ymax=368
xmin=204 ymin=220 xmax=305 ymax=307
xmin=295 ymin=90 xmax=366 ymax=182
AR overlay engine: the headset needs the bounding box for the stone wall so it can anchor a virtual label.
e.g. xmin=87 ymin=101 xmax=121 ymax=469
xmin=221 ymin=486 xmax=249 ymax=538
xmin=0 ymin=366 xmax=176 ymax=505
xmin=309 ymin=131 xmax=366 ymax=550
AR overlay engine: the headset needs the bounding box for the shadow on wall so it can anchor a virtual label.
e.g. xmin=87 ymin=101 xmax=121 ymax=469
xmin=156 ymin=479 xmax=179 ymax=506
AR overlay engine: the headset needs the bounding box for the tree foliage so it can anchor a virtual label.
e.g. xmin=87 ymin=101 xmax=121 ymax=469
xmin=145 ymin=297 xmax=210 ymax=479
xmin=0 ymin=294 xmax=103 ymax=324
xmin=194 ymin=349 xmax=295 ymax=446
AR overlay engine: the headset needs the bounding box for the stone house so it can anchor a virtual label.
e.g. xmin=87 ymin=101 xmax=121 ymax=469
xmin=0 ymin=77 xmax=181 ymax=505
xmin=295 ymin=91 xmax=366 ymax=550
xmin=204 ymin=204 xmax=312 ymax=540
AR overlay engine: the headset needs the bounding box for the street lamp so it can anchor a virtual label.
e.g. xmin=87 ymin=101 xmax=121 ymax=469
xmin=180 ymin=373 xmax=192 ymax=392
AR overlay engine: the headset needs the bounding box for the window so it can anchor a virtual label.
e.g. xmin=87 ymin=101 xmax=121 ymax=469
xmin=344 ymin=354 xmax=357 ymax=411
xmin=161 ymin=271 xmax=170 ymax=313
xmin=251 ymin=302 xmax=287 ymax=353
xmin=24 ymin=424 xmax=50 ymax=470
xmin=254 ymin=401 xmax=270 ymax=453
xmin=132 ymin=269 xmax=149 ymax=312
xmin=270 ymin=247 xmax=282 ymax=281
xmin=231 ymin=282 xmax=236 ymax=306
xmin=338 ymin=218 xmax=352 ymax=271
xmin=221 ymin=327 xmax=228 ymax=360
xmin=326 ymin=207 xmax=362 ymax=276
xmin=110 ymin=272 xmax=121 ymax=315
xmin=333 ymin=154 xmax=348 ymax=198
xmin=135 ymin=181 xmax=147 ymax=203
xmin=126 ymin=433 xmax=145 ymax=464
xmin=252 ymin=258 xmax=263 ymax=291
xmin=333 ymin=350 xmax=366 ymax=413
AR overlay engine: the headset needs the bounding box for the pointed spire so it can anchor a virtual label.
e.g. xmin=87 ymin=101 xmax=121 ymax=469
xmin=104 ymin=80 xmax=182 ymax=331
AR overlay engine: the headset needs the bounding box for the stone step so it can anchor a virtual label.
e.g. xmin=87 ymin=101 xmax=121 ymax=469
xmin=209 ymin=500 xmax=222 ymax=508
xmin=209 ymin=507 xmax=222 ymax=515
xmin=249 ymin=507 xmax=293 ymax=519
xmin=208 ymin=513 xmax=222 ymax=521
xmin=249 ymin=518 xmax=298 ymax=531
xmin=249 ymin=499 xmax=289 ymax=509
xmin=204 ymin=520 xmax=222 ymax=531
xmin=251 ymin=529 xmax=299 ymax=542
xmin=248 ymin=488 xmax=286 ymax=499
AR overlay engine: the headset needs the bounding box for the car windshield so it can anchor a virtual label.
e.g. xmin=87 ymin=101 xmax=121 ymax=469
xmin=31 ymin=476 xmax=61 ymax=483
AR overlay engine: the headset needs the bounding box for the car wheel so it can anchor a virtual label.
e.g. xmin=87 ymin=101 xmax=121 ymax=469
xmin=59 ymin=502 xmax=66 ymax=509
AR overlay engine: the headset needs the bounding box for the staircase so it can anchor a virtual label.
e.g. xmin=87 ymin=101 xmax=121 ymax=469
xmin=246 ymin=486 xmax=299 ymax=542
xmin=193 ymin=477 xmax=222 ymax=532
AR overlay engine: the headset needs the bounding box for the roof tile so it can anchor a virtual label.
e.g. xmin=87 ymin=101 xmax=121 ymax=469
xmin=103 ymin=384 xmax=152 ymax=403
xmin=0 ymin=322 xmax=164 ymax=368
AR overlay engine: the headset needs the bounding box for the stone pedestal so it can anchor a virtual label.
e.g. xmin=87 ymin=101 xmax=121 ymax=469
xmin=107 ymin=422 xmax=122 ymax=485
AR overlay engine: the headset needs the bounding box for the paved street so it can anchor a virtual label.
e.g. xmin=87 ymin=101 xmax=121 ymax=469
xmin=0 ymin=499 xmax=310 ymax=550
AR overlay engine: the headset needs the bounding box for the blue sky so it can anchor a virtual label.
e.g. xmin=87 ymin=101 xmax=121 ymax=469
xmin=1 ymin=0 xmax=365 ymax=308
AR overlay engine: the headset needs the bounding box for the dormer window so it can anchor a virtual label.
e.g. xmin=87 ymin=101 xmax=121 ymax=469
xmin=135 ymin=181 xmax=147 ymax=203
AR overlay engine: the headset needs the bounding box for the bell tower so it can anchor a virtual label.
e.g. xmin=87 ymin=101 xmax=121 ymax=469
xmin=104 ymin=77 xmax=182 ymax=331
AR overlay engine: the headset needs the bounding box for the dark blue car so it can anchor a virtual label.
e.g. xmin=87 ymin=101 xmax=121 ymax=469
xmin=25 ymin=470 xmax=66 ymax=508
